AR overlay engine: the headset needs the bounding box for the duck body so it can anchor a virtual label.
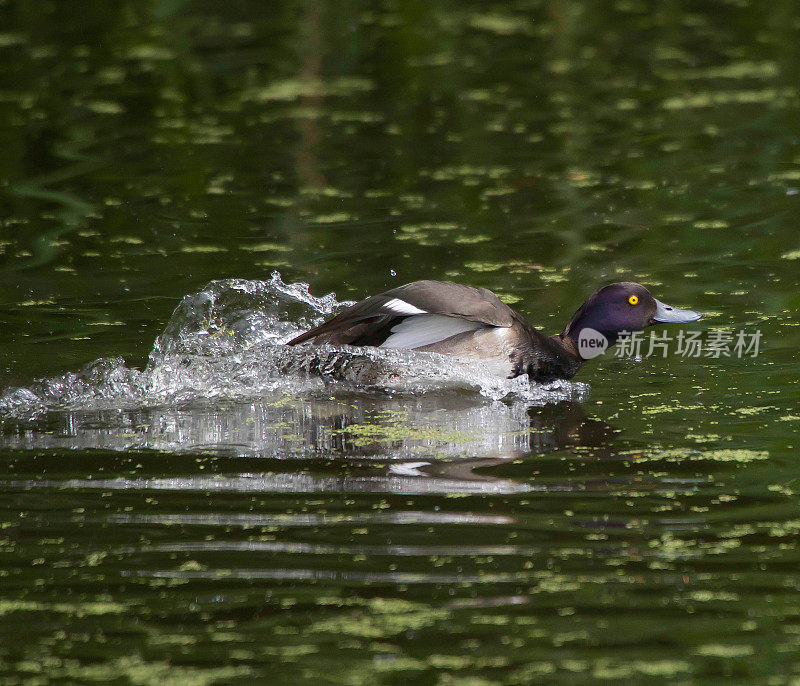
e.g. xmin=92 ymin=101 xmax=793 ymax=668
xmin=287 ymin=280 xmax=701 ymax=382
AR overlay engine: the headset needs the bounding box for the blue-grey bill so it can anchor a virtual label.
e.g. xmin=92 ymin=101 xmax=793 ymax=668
xmin=653 ymin=299 xmax=703 ymax=323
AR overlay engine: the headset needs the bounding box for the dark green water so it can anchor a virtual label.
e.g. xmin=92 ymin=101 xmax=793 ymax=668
xmin=2 ymin=0 xmax=800 ymax=683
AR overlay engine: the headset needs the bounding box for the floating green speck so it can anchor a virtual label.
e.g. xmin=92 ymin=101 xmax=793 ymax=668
xmin=240 ymin=242 xmax=292 ymax=253
xmin=662 ymin=88 xmax=794 ymax=110
xmin=313 ymin=212 xmax=351 ymax=224
xmin=694 ymin=644 xmax=754 ymax=658
xmin=468 ymin=13 xmax=532 ymax=35
xmin=86 ymin=100 xmax=125 ymax=115
xmin=125 ymin=44 xmax=175 ymax=61
xmin=180 ymin=245 xmax=227 ymax=253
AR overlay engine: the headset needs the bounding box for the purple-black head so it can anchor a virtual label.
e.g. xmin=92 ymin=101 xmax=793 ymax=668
xmin=562 ymin=282 xmax=702 ymax=358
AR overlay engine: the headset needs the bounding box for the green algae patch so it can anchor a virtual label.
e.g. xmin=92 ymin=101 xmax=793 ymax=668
xmin=539 ymin=267 xmax=570 ymax=284
xmin=34 ymin=655 xmax=252 ymax=684
xmin=659 ymin=60 xmax=779 ymax=81
xmin=299 ymin=186 xmax=353 ymax=199
xmin=454 ymin=234 xmax=491 ymax=244
xmin=86 ymin=100 xmax=125 ymax=115
xmin=691 ymin=448 xmax=768 ymax=463
xmin=372 ymin=657 xmax=427 ymax=673
xmin=427 ymin=165 xmax=511 ymax=181
xmin=693 ymin=219 xmax=728 ymax=229
xmin=239 ymin=242 xmax=292 ymax=253
xmin=694 ymin=644 xmax=754 ymax=658
xmin=642 ymin=403 xmax=704 ymax=415
xmin=177 ymin=560 xmax=207 ymax=572
xmin=266 ymin=394 xmax=296 ymax=408
xmin=332 ymin=410 xmax=480 ymax=445
xmin=87 ymin=320 xmax=125 ymax=327
xmin=124 ymin=44 xmax=176 ymax=61
xmin=464 ymin=261 xmax=504 ymax=272
xmin=508 ymin=663 xmax=557 ymax=681
xmin=329 ymin=110 xmax=385 ymax=124
xmin=244 ymin=77 xmax=373 ymax=103
xmin=661 ymin=87 xmax=795 ymax=110
xmin=332 ymin=416 xmax=476 ymax=446
xmin=686 ymin=433 xmax=723 ymax=443
xmin=468 ymin=13 xmax=533 ymax=35
xmin=0 ymin=599 xmax=129 ymax=616
xmin=400 ymin=222 xmax=459 ymax=232
xmin=497 ymin=293 xmax=521 ymax=304
xmin=734 ymin=406 xmax=776 ymax=416
xmin=312 ymin=212 xmax=353 ymax=224
xmin=631 ymin=448 xmax=768 ymax=463
xmin=180 ymin=245 xmax=228 ymax=253
xmin=687 ymin=590 xmax=739 ymax=602
xmin=305 ymin=601 xmax=449 ymax=638
xmin=0 ymin=32 xmax=26 ymax=47
xmin=589 ymin=659 xmax=693 ymax=680
xmin=629 ymin=660 xmax=692 ymax=677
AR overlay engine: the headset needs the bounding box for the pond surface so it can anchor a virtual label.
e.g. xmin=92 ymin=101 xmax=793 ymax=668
xmin=1 ymin=0 xmax=800 ymax=683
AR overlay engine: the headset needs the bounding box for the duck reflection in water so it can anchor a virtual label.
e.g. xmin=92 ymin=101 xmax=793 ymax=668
xmin=1 ymin=394 xmax=616 ymax=496
xmin=408 ymin=401 xmax=614 ymax=487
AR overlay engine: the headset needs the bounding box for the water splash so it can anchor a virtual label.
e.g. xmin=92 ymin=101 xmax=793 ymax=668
xmin=0 ymin=272 xmax=588 ymax=417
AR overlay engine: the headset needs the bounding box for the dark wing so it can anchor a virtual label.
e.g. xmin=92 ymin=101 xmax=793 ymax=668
xmin=287 ymin=280 xmax=518 ymax=347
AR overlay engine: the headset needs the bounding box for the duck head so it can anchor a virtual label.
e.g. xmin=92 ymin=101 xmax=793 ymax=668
xmin=562 ymin=282 xmax=702 ymax=359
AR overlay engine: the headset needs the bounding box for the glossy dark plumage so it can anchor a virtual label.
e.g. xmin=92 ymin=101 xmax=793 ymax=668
xmin=288 ymin=280 xmax=702 ymax=382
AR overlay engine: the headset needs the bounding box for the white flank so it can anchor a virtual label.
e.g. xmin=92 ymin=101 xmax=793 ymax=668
xmin=383 ymin=298 xmax=426 ymax=315
xmin=492 ymin=327 xmax=511 ymax=340
xmin=380 ymin=314 xmax=483 ymax=349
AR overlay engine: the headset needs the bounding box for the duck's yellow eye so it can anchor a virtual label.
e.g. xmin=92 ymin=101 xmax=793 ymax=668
xmin=628 ymin=295 xmax=639 ymax=306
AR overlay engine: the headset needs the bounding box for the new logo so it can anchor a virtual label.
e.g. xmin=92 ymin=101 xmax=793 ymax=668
xmin=577 ymin=327 xmax=608 ymax=359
